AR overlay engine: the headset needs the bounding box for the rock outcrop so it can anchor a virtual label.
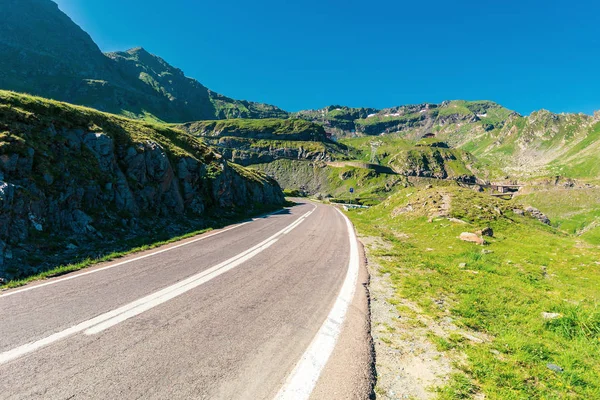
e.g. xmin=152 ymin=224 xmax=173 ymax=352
xmin=179 ymin=119 xmax=350 ymax=167
xmin=0 ymin=91 xmax=284 ymax=281
xmin=525 ymin=207 xmax=551 ymax=225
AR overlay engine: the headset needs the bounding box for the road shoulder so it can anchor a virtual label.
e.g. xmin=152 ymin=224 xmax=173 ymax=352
xmin=310 ymin=226 xmax=375 ymax=400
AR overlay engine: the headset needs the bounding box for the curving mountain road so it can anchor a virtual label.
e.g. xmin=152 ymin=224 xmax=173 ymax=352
xmin=0 ymin=200 xmax=372 ymax=399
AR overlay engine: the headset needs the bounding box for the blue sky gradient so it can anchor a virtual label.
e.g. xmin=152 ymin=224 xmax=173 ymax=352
xmin=53 ymin=0 xmax=600 ymax=115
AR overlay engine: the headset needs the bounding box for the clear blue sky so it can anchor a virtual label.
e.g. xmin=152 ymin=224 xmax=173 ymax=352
xmin=53 ymin=0 xmax=599 ymax=115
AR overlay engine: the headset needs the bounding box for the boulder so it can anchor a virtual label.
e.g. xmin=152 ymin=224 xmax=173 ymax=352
xmin=477 ymin=227 xmax=494 ymax=237
xmin=459 ymin=232 xmax=486 ymax=245
xmin=525 ymin=206 xmax=551 ymax=225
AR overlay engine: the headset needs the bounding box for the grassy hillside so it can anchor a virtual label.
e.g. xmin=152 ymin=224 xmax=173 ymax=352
xmin=0 ymin=90 xmax=283 ymax=281
xmin=341 ymin=136 xmax=483 ymax=181
xmin=178 ymin=118 xmax=354 ymax=168
xmin=347 ymin=185 xmax=600 ymax=399
xmin=517 ymin=187 xmax=600 ymax=245
xmin=253 ymin=159 xmax=406 ymax=204
xmin=179 ymin=118 xmax=327 ymax=139
xmin=440 ymin=111 xmax=600 ymax=180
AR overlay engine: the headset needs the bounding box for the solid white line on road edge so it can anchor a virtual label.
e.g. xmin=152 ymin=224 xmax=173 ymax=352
xmin=0 ymin=208 xmax=292 ymax=299
xmin=274 ymin=207 xmax=360 ymax=400
xmin=0 ymin=206 xmax=316 ymax=365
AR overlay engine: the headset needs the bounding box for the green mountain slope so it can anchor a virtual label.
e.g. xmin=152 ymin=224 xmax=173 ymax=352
xmin=0 ymin=0 xmax=288 ymax=122
xmin=298 ymin=100 xmax=600 ymax=180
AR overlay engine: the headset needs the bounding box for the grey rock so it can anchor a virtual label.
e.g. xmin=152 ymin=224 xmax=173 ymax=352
xmin=525 ymin=206 xmax=551 ymax=225
xmin=28 ymin=213 xmax=43 ymax=231
xmin=60 ymin=128 xmax=83 ymax=148
xmin=479 ymin=227 xmax=494 ymax=237
xmin=546 ymin=363 xmax=564 ymax=373
xmin=83 ymin=132 xmax=115 ymax=172
xmin=43 ymin=173 xmax=54 ymax=185
xmin=0 ymin=118 xmax=283 ymax=280
xmin=541 ymin=312 xmax=562 ymax=320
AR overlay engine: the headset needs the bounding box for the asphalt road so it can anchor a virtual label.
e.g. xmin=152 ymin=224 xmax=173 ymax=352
xmin=0 ymin=200 xmax=371 ymax=399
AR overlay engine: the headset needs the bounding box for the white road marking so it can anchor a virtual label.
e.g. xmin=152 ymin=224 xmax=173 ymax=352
xmin=0 ymin=209 xmax=288 ymax=298
xmin=0 ymin=207 xmax=316 ymax=365
xmin=275 ymin=207 xmax=360 ymax=400
xmin=84 ymin=238 xmax=279 ymax=335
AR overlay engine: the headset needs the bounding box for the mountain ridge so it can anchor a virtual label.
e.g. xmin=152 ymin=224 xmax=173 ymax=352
xmin=0 ymin=0 xmax=288 ymax=122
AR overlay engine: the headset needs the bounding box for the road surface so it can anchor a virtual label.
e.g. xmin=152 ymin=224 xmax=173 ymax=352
xmin=0 ymin=200 xmax=372 ymax=399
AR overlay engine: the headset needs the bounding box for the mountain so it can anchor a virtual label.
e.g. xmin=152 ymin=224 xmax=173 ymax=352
xmin=0 ymin=90 xmax=284 ymax=281
xmin=0 ymin=0 xmax=288 ymax=122
xmin=295 ymin=101 xmax=516 ymax=138
xmin=297 ymin=101 xmax=600 ymax=180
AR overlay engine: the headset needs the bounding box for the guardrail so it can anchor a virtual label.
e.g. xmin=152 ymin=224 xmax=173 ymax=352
xmin=339 ymin=204 xmax=370 ymax=210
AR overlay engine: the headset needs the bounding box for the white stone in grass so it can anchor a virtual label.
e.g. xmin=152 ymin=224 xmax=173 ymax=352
xmin=541 ymin=312 xmax=562 ymax=320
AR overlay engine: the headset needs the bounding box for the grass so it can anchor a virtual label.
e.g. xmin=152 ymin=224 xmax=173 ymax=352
xmin=0 ymin=90 xmax=215 ymax=163
xmin=436 ymin=101 xmax=473 ymax=118
xmin=340 ymin=135 xmax=415 ymax=165
xmin=212 ymin=136 xmax=349 ymax=159
xmin=518 ymin=187 xmax=600 ymax=245
xmin=355 ymin=112 xmax=424 ymax=128
xmin=181 ymin=118 xmax=325 ymax=139
xmin=348 ymin=186 xmax=600 ymax=399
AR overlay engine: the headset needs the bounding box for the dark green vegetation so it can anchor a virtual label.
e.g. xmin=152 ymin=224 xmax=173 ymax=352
xmin=349 ymin=185 xmax=600 ymax=398
xmin=295 ymin=105 xmax=379 ymax=137
xmin=0 ymin=0 xmax=287 ymax=122
xmin=0 ymin=90 xmax=283 ymax=282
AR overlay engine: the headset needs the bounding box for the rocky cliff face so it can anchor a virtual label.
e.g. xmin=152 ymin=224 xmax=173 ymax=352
xmin=0 ymin=91 xmax=284 ymax=281
xmin=388 ymin=146 xmax=478 ymax=182
xmin=0 ymin=0 xmax=288 ymax=122
xmin=179 ymin=118 xmax=351 ymax=166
